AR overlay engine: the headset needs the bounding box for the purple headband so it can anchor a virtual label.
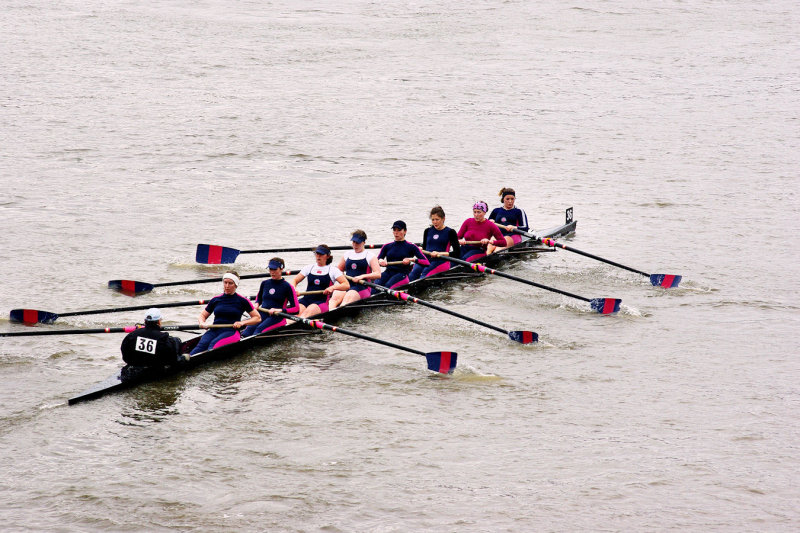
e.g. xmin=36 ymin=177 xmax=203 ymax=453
xmin=472 ymin=201 xmax=488 ymax=213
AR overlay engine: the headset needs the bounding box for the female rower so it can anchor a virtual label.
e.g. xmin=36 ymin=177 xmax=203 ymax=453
xmin=242 ymin=257 xmax=300 ymax=337
xmin=457 ymin=200 xmax=505 ymax=261
xmin=409 ymin=206 xmax=461 ymax=281
xmin=291 ymin=244 xmax=349 ymax=318
xmin=374 ymin=220 xmax=430 ymax=290
xmin=190 ymin=271 xmax=261 ymax=354
xmin=329 ymin=230 xmax=382 ymax=309
xmin=487 ymin=187 xmax=529 ymax=253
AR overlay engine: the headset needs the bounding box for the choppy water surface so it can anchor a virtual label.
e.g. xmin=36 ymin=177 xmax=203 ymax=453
xmin=1 ymin=1 xmax=798 ymax=531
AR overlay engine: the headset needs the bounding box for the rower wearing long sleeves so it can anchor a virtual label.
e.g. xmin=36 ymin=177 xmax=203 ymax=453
xmin=409 ymin=205 xmax=461 ymax=281
xmin=487 ymin=187 xmax=529 ymax=253
xmin=242 ymin=257 xmax=300 ymax=337
xmin=457 ymin=201 xmax=505 ymax=261
xmin=374 ymin=220 xmax=430 ymax=290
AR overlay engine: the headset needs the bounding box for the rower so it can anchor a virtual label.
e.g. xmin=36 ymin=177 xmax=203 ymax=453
xmin=291 ymin=244 xmax=350 ymax=318
xmin=329 ymin=230 xmax=382 ymax=309
xmin=457 ymin=201 xmax=505 ymax=261
xmin=487 ymin=187 xmax=529 ymax=254
xmin=409 ymin=206 xmax=460 ymax=281
xmin=120 ymin=308 xmax=184 ymax=367
xmin=190 ymin=271 xmax=261 ymax=354
xmin=374 ymin=220 xmax=430 ymax=290
xmin=242 ymin=257 xmax=300 ymax=336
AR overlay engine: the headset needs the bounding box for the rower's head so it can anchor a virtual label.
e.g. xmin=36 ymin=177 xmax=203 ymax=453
xmin=472 ymin=201 xmax=488 ymax=221
xmin=144 ymin=308 xmax=162 ymax=327
xmin=314 ymin=244 xmax=333 ymax=265
xmin=222 ymin=270 xmax=240 ymax=294
xmin=499 ymin=187 xmax=516 ymax=209
xmin=391 ymin=220 xmax=407 ymax=241
xmin=351 ymin=230 xmax=367 ymax=250
xmin=267 ymin=257 xmax=285 ymax=279
xmin=430 ymin=206 xmax=446 ymax=230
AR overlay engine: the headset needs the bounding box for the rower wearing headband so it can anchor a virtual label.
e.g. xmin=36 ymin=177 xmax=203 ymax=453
xmin=487 ymin=187 xmax=529 ymax=253
xmin=457 ymin=200 xmax=505 ymax=261
xmin=189 ymin=270 xmax=261 ymax=354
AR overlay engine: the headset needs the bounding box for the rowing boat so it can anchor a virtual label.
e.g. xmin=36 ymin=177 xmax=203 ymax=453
xmin=67 ymin=208 xmax=577 ymax=405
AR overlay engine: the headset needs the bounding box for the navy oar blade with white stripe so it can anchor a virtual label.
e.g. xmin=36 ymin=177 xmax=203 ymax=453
xmin=351 ymin=277 xmax=539 ymax=344
xmin=529 ymin=234 xmax=681 ymax=288
xmin=278 ymin=312 xmax=457 ymax=374
xmin=437 ymin=253 xmax=621 ymax=315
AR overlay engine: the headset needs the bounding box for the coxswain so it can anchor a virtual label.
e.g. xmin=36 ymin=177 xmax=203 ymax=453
xmin=242 ymin=257 xmax=300 ymax=336
xmin=291 ymin=244 xmax=350 ymax=318
xmin=329 ymin=230 xmax=382 ymax=309
xmin=487 ymin=187 xmax=529 ymax=253
xmin=189 ymin=271 xmax=261 ymax=354
xmin=457 ymin=201 xmax=506 ymax=261
xmin=374 ymin=220 xmax=430 ymax=290
xmin=120 ymin=308 xmax=184 ymax=367
xmin=409 ymin=206 xmax=461 ymax=281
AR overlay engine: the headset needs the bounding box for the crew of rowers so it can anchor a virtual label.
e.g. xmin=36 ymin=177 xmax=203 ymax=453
xmin=178 ymin=187 xmax=529 ymax=355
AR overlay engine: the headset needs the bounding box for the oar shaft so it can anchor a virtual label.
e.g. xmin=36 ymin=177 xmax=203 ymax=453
xmin=56 ymin=299 xmax=219 ymax=318
xmin=151 ymin=271 xmax=300 ymax=288
xmin=238 ymin=244 xmax=386 ymax=254
xmin=435 ymin=253 xmax=591 ymax=303
xmin=0 ymin=324 xmax=215 ymax=337
xmin=277 ymin=312 xmax=425 ymax=356
xmin=542 ymin=238 xmax=650 ymax=277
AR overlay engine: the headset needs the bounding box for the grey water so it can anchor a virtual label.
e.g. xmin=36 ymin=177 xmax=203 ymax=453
xmin=1 ymin=1 xmax=798 ymax=531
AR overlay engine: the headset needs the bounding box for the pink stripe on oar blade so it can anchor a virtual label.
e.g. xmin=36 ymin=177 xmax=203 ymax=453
xmin=207 ymin=245 xmax=223 ymax=264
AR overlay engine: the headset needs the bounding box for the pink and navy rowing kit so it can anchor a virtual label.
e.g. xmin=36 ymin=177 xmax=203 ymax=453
xmin=409 ymin=226 xmax=460 ymax=281
xmin=375 ymin=240 xmax=430 ymax=290
xmin=342 ymin=249 xmax=377 ymax=298
xmin=488 ymin=206 xmax=529 ymax=244
xmin=299 ymin=263 xmax=344 ymax=313
xmin=242 ymin=278 xmax=300 ymax=336
xmin=190 ymin=292 xmax=256 ymax=354
xmin=457 ymin=218 xmax=505 ymax=261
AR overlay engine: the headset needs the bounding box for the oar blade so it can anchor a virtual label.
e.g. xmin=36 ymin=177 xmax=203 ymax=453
xmin=508 ymin=330 xmax=539 ymax=344
xmin=9 ymin=309 xmax=59 ymax=324
xmin=425 ymin=351 xmax=457 ymax=374
xmin=649 ymin=274 xmax=682 ymax=288
xmin=196 ymin=244 xmax=240 ymax=264
xmin=107 ymin=280 xmax=155 ymax=294
xmin=589 ymin=298 xmax=622 ymax=314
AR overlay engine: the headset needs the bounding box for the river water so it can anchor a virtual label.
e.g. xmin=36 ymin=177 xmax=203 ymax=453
xmin=1 ymin=1 xmax=798 ymax=531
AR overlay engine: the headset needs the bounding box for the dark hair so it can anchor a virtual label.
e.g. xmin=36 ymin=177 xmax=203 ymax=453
xmin=316 ymin=244 xmax=333 ymax=265
xmin=352 ymin=229 xmax=367 ymax=241
xmin=499 ymin=187 xmax=516 ymax=199
xmin=269 ymin=257 xmax=285 ymax=269
xmin=430 ymin=205 xmax=445 ymax=218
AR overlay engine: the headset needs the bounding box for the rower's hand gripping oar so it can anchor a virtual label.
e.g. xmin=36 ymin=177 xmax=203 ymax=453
xmin=348 ymin=276 xmax=538 ymax=344
xmin=0 ymin=324 xmax=233 ymax=337
xmin=275 ymin=311 xmax=457 ymax=374
xmin=433 ymin=252 xmax=621 ymax=314
xmin=108 ymin=270 xmax=301 ymax=295
xmin=196 ymin=243 xmax=386 ymax=264
xmin=511 ymin=229 xmax=681 ymax=288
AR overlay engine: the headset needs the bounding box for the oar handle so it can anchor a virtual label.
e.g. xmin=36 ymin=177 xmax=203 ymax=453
xmin=384 ymin=259 xmax=416 ymax=266
xmin=297 ymin=290 xmax=326 ymax=295
xmin=462 ymin=240 xmax=504 ymax=246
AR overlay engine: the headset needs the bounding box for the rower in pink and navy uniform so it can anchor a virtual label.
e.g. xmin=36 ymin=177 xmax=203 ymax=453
xmin=374 ymin=220 xmax=430 ymax=291
xmin=409 ymin=205 xmax=461 ymax=281
xmin=291 ymin=244 xmax=349 ymax=318
xmin=457 ymin=201 xmax=506 ymax=261
xmin=242 ymin=257 xmax=300 ymax=337
xmin=329 ymin=230 xmax=382 ymax=310
xmin=190 ymin=271 xmax=261 ymax=354
xmin=487 ymin=187 xmax=529 ymax=254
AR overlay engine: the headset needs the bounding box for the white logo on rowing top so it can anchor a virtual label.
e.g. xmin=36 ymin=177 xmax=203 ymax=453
xmin=269 ymin=288 xmax=276 ymax=295
xmin=433 ymin=234 xmax=439 ymax=240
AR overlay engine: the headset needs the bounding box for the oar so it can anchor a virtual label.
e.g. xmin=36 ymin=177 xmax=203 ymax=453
xmin=10 ymin=297 xmax=254 ymax=325
xmin=275 ymin=311 xmax=457 ymax=374
xmin=528 ymin=234 xmax=681 ymax=288
xmin=0 ymin=324 xmax=232 ymax=338
xmin=433 ymin=252 xmax=621 ymax=314
xmin=349 ymin=277 xmax=538 ymax=344
xmin=196 ymin=243 xmax=386 ymax=264
xmin=108 ymin=270 xmax=301 ymax=295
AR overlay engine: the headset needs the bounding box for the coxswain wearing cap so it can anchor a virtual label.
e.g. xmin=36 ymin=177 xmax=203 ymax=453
xmin=373 ymin=220 xmax=430 ymax=291
xmin=409 ymin=205 xmax=461 ymax=282
xmin=189 ymin=271 xmax=261 ymax=354
xmin=457 ymin=200 xmax=506 ymax=261
xmin=487 ymin=187 xmax=529 ymax=254
xmin=329 ymin=230 xmax=382 ymax=310
xmin=291 ymin=244 xmax=350 ymax=318
xmin=120 ymin=308 xmax=185 ymax=367
xmin=242 ymin=257 xmax=300 ymax=337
